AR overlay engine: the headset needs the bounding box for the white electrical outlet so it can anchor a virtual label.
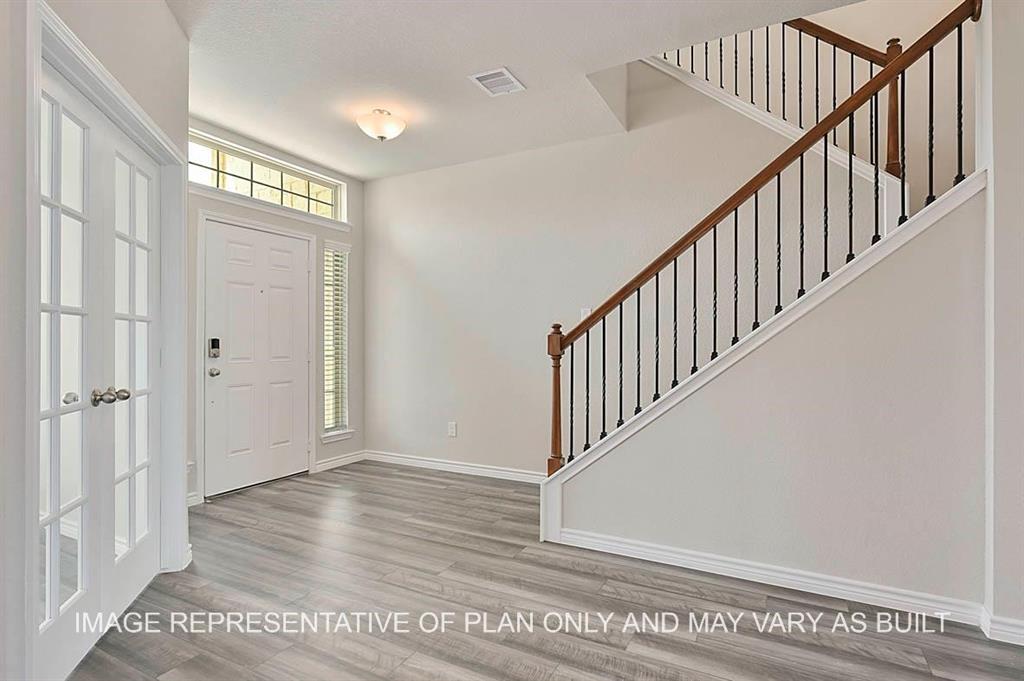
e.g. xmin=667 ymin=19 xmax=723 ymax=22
xmin=447 ymin=421 xmax=458 ymax=437
xmin=580 ymin=307 xmax=592 ymax=321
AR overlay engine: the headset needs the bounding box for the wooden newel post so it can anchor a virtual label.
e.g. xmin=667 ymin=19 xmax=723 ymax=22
xmin=885 ymin=37 xmax=903 ymax=177
xmin=547 ymin=324 xmax=565 ymax=475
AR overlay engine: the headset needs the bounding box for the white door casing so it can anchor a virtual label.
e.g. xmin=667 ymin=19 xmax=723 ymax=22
xmin=35 ymin=62 xmax=162 ymax=681
xmin=203 ymin=219 xmax=311 ymax=496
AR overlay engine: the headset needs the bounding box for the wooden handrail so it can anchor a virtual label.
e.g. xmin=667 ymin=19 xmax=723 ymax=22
xmin=784 ymin=18 xmax=888 ymax=66
xmin=559 ymin=0 xmax=981 ymax=349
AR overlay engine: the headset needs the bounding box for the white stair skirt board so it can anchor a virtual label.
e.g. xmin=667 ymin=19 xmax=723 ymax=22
xmin=641 ymin=57 xmax=904 ymax=238
xmin=539 ymin=171 xmax=1021 ymax=642
xmin=311 ymin=449 xmax=546 ymax=484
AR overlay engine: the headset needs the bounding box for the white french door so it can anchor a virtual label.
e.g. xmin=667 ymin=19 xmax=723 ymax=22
xmin=35 ymin=63 xmax=161 ymax=680
xmin=204 ymin=220 xmax=310 ymax=496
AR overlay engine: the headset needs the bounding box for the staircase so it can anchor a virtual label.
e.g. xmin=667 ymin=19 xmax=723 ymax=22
xmin=543 ymin=0 xmax=982 ymax=476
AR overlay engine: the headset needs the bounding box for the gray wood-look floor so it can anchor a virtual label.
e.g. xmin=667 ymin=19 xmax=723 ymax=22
xmin=70 ymin=461 xmax=1022 ymax=681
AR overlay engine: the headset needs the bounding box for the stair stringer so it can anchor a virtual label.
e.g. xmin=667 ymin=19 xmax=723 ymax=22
xmin=641 ymin=56 xmax=905 ymax=238
xmin=541 ymin=169 xmax=986 ymax=544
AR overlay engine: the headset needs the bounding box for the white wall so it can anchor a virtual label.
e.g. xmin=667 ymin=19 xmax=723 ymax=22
xmin=562 ymin=191 xmax=986 ymax=603
xmin=185 ymin=126 xmax=366 ymax=498
xmin=44 ymin=0 xmax=189 ymax=153
xmin=364 ymin=63 xmax=879 ymax=473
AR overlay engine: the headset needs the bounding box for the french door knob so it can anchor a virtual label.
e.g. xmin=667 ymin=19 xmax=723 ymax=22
xmin=62 ymin=392 xmax=80 ymax=405
xmin=208 ymin=367 xmax=221 ymax=377
xmin=115 ymin=388 xmax=131 ymax=401
xmin=91 ymin=387 xmax=118 ymax=406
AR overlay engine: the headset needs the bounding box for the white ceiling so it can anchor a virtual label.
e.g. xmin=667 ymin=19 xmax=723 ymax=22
xmin=167 ymin=0 xmax=854 ymax=181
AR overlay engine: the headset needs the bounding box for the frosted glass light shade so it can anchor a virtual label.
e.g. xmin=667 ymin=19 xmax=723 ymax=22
xmin=356 ymin=109 xmax=406 ymax=141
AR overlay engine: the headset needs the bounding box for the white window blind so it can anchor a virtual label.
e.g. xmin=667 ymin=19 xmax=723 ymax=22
xmin=323 ymin=247 xmax=349 ymax=433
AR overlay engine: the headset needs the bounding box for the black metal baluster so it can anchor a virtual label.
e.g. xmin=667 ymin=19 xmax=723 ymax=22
xmin=691 ymin=244 xmax=698 ymax=375
xmin=815 ymin=38 xmax=820 ymax=125
xmin=734 ymin=34 xmax=738 ymax=96
xmin=732 ymin=208 xmax=739 ymax=345
xmin=711 ymin=225 xmax=719 ymax=360
xmin=831 ymin=45 xmax=837 ymax=143
xmin=634 ymin=288 xmax=642 ymax=415
xmin=799 ymin=152 xmax=806 ymax=297
xmin=617 ymin=302 xmax=624 ymax=427
xmin=672 ymin=258 xmax=679 ymax=388
xmin=847 ymin=110 xmax=855 ymax=263
xmin=765 ymin=26 xmax=770 ymax=113
xmin=955 ymin=25 xmax=965 ymax=184
xmin=676 ymin=48 xmax=681 ymax=68
xmin=691 ymin=44 xmax=695 ymax=75
xmin=720 ymin=37 xmax=724 ymax=89
xmin=822 ymin=133 xmax=830 ymax=280
xmin=583 ymin=330 xmax=590 ymax=451
xmin=873 ymin=89 xmax=881 ymax=244
xmin=775 ymin=174 xmax=782 ymax=314
xmin=753 ymin=191 xmax=760 ymax=330
xmin=705 ymin=42 xmax=709 ymax=81
xmin=653 ymin=272 xmax=660 ymax=401
xmin=750 ymin=30 xmax=755 ymax=105
xmin=782 ymin=25 xmax=787 ymax=120
xmin=798 ymin=30 xmax=804 ymax=128
xmin=898 ymin=73 xmax=908 ymax=224
xmin=568 ymin=343 xmax=574 ymax=461
xmin=926 ymin=47 xmax=936 ymax=205
xmin=600 ymin=317 xmax=607 ymax=439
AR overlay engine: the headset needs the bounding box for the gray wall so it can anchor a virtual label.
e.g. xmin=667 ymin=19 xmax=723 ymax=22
xmin=562 ymin=192 xmax=987 ymax=602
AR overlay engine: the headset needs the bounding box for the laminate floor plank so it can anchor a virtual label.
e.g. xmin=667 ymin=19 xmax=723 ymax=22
xmin=69 ymin=461 xmax=1020 ymax=681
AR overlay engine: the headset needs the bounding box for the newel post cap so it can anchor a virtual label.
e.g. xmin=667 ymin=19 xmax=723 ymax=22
xmin=547 ymin=323 xmax=564 ymax=356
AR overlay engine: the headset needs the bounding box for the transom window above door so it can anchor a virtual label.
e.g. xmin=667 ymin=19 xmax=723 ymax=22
xmin=188 ymin=134 xmax=344 ymax=221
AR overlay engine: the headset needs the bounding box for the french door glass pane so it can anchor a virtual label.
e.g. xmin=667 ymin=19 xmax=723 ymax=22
xmin=60 ymin=114 xmax=84 ymax=212
xmin=40 ymin=313 xmax=51 ymax=410
xmin=114 ymin=401 xmax=129 ymax=477
xmin=114 ymin=320 xmax=129 ymax=389
xmin=59 ymin=412 xmax=82 ymax=506
xmin=135 ymin=247 xmax=148 ymax=316
xmin=135 ymin=395 xmax=149 ymax=465
xmin=59 ymin=215 xmax=83 ymax=307
xmin=41 ymin=99 xmax=52 ymax=199
xmin=135 ymin=322 xmax=148 ymax=390
xmin=134 ymin=469 xmax=148 ymax=541
xmin=135 ymin=173 xmax=149 ymax=243
xmin=41 ymin=206 xmax=51 ymax=304
xmin=39 ymin=420 xmax=51 ymax=517
xmin=115 ymin=238 xmax=130 ymax=314
xmin=38 ymin=525 xmax=49 ymax=625
xmin=115 ymin=158 xmax=131 ymax=235
xmin=114 ymin=480 xmax=129 ymax=558
xmin=58 ymin=507 xmax=80 ymax=607
xmin=59 ymin=314 xmax=81 ymax=403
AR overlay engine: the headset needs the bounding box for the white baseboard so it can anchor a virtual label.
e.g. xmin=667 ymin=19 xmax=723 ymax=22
xmin=309 ymin=448 xmax=545 ymax=484
xmin=361 ymin=450 xmax=545 ymax=484
xmin=186 ymin=492 xmax=203 ymax=507
xmin=559 ymin=528 xmax=984 ymax=626
xmin=312 ymin=450 xmax=367 ymax=473
xmin=981 ymin=609 xmax=1024 ymax=646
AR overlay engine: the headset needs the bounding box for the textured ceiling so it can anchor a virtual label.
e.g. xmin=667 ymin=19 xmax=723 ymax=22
xmin=167 ymin=0 xmax=854 ymax=180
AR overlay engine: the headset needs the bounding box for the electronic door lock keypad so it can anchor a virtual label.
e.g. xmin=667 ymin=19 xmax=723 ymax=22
xmin=208 ymin=337 xmax=221 ymax=358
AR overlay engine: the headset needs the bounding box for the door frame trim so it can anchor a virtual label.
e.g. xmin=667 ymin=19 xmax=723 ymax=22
xmin=17 ymin=2 xmax=190 ymax=678
xmin=194 ymin=208 xmax=316 ymax=500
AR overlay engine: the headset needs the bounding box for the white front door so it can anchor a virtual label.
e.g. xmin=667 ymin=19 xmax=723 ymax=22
xmin=203 ymin=220 xmax=311 ymax=496
xmin=36 ymin=64 xmax=161 ymax=680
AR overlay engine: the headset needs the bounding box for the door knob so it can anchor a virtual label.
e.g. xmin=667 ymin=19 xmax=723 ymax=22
xmin=62 ymin=392 xmax=79 ymax=405
xmin=115 ymin=388 xmax=131 ymax=401
xmin=91 ymin=387 xmax=117 ymax=406
xmin=208 ymin=367 xmax=221 ymax=377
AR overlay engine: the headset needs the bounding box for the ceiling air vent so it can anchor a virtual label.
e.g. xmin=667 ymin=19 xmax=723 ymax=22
xmin=470 ymin=67 xmax=525 ymax=97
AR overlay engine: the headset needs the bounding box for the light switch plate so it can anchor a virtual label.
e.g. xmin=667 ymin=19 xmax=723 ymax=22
xmin=447 ymin=421 xmax=458 ymax=437
xmin=580 ymin=307 xmax=592 ymax=321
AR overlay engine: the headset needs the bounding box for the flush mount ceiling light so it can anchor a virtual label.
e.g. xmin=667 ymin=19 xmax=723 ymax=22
xmin=356 ymin=109 xmax=406 ymax=141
